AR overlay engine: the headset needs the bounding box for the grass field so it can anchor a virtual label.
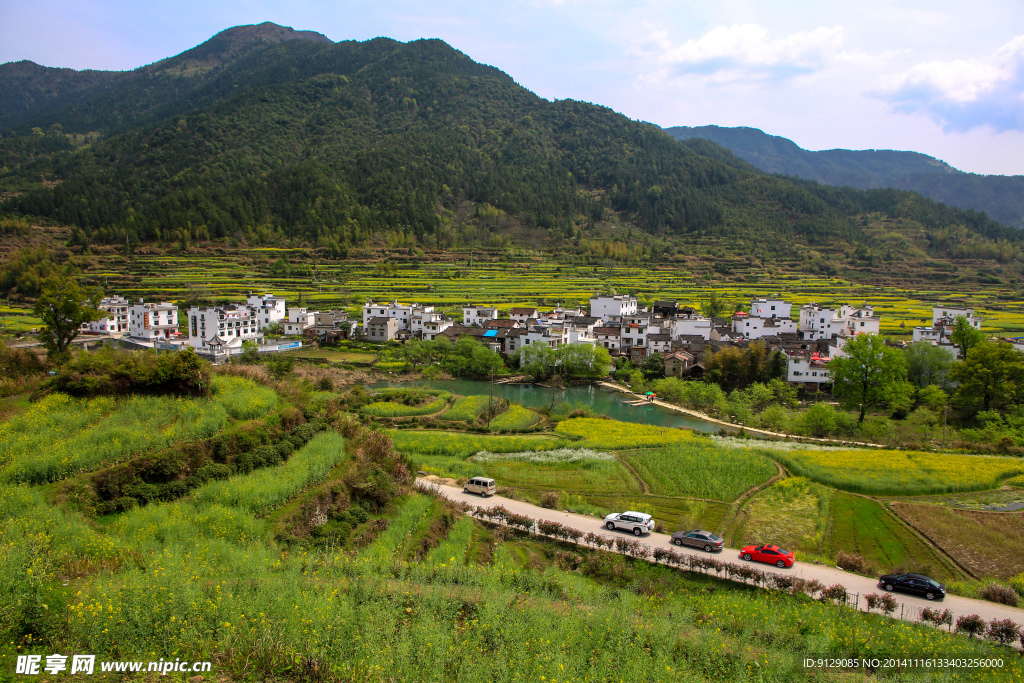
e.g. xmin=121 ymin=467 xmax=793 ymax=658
xmin=733 ymin=478 xmax=832 ymax=556
xmin=211 ymin=375 xmax=279 ymax=419
xmin=361 ymin=391 xmax=451 ymax=417
xmin=624 ymin=440 xmax=777 ymax=502
xmin=0 ymin=393 xmax=228 ymax=484
xmin=192 ymin=432 xmax=346 ymax=515
xmin=890 ymin=502 xmax=1024 ymax=580
xmin=285 ymin=347 xmax=376 ymax=363
xmin=442 ymin=395 xmax=490 ymax=421
xmin=474 ymin=457 xmax=641 ymax=499
xmin=761 ymin=444 xmax=1024 ymax=495
xmin=488 ymin=403 xmax=542 ymax=430
xmin=828 ymin=494 xmax=951 ymax=579
xmin=389 ymin=430 xmax=568 ymax=457
xmin=555 ymin=418 xmax=694 ymax=449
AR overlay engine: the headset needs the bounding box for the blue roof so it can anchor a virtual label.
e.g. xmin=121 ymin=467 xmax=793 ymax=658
xmin=483 ymin=329 xmax=498 ymax=337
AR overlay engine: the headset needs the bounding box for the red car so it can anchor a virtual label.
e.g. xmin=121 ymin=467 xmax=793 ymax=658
xmin=739 ymin=544 xmax=795 ymax=568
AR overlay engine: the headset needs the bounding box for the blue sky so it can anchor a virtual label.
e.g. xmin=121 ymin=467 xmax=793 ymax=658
xmin=2 ymin=0 xmax=1022 ymax=174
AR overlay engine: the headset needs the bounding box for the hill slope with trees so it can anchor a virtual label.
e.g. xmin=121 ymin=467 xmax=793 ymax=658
xmin=666 ymin=125 xmax=1024 ymax=230
xmin=0 ymin=23 xmax=1020 ymax=263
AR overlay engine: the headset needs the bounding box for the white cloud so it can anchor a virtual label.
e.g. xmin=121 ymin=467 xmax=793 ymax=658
xmin=635 ymin=23 xmax=847 ymax=83
xmin=877 ymin=34 xmax=1024 ymax=132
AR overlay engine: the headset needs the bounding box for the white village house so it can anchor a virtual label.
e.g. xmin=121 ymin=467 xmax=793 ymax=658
xmin=128 ymin=300 xmax=179 ymax=341
xmin=186 ymin=304 xmax=263 ymax=350
xmin=81 ymin=295 xmax=131 ymax=334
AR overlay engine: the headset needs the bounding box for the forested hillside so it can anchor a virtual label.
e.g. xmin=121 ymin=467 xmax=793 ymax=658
xmin=0 ymin=23 xmax=1020 ymax=261
xmin=667 ymin=125 xmax=1024 ymax=230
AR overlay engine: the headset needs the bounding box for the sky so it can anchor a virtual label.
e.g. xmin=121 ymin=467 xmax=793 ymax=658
xmin=1 ymin=0 xmax=1023 ymax=175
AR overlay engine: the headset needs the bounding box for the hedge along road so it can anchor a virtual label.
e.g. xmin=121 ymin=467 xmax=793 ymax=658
xmin=418 ymin=479 xmax=1024 ymax=638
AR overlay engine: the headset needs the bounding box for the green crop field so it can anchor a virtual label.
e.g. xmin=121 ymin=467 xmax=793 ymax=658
xmin=0 ymin=392 xmax=229 ymax=484
xmin=488 ymin=403 xmax=542 ymax=430
xmin=828 ymin=494 xmax=951 ymax=579
xmin=733 ymin=478 xmax=832 ymax=557
xmin=2 ymin=374 xmax=1021 ymax=681
xmin=390 ymin=430 xmax=569 ymax=457
xmin=361 ymin=391 xmax=451 ymax=417
xmin=212 ymin=375 xmax=279 ymax=419
xmin=192 ymin=432 xmax=346 ymax=515
xmin=555 ymin=418 xmax=694 ymax=449
xmin=65 ymin=251 xmax=1024 ymax=343
xmin=442 ymin=395 xmax=490 ymax=421
xmin=479 ymin=458 xmax=640 ymax=498
xmin=758 ymin=443 xmax=1024 ymax=495
xmin=284 ymin=347 xmax=377 ymax=363
xmin=623 ymin=440 xmax=777 ymax=502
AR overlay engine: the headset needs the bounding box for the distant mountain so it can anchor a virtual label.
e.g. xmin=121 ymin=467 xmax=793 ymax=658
xmin=0 ymin=23 xmax=1018 ymax=265
xmin=665 ymin=125 xmax=1024 ymax=229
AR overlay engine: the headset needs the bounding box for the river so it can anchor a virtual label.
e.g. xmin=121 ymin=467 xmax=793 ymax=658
xmin=367 ymin=379 xmax=721 ymax=433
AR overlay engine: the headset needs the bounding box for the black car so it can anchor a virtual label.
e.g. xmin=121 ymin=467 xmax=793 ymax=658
xmin=878 ymin=573 xmax=946 ymax=601
xmin=670 ymin=529 xmax=724 ymax=552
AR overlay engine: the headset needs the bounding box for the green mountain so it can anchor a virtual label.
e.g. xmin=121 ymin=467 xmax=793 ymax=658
xmin=0 ymin=24 xmax=1019 ymax=261
xmin=666 ymin=125 xmax=1024 ymax=229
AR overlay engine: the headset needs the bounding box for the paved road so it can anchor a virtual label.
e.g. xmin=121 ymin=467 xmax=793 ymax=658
xmin=419 ymin=479 xmax=1024 ymax=633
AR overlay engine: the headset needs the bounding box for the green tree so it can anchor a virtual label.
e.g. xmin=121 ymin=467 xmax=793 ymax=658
xmin=641 ymin=352 xmax=665 ymax=379
xmin=904 ymin=341 xmax=953 ymax=387
xmin=239 ymin=340 xmax=260 ymax=365
xmin=517 ymin=343 xmax=557 ymax=381
xmin=557 ymin=343 xmax=612 ymax=382
xmin=828 ymin=334 xmax=913 ymax=423
xmin=33 ymin=276 xmax=102 ymax=363
xmin=950 ymin=341 xmax=1024 ymax=413
xmin=700 ymin=291 xmax=729 ymax=319
xmin=950 ymin=315 xmax=985 ymax=359
xmin=446 ymin=336 xmax=506 ymax=378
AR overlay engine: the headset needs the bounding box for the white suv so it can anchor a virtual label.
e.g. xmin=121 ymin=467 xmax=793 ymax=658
xmin=603 ymin=511 xmax=655 ymax=536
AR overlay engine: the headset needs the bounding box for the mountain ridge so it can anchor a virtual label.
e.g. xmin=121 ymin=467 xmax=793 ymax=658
xmin=0 ymin=23 xmax=1019 ymax=279
xmin=665 ymin=125 xmax=1023 ymax=229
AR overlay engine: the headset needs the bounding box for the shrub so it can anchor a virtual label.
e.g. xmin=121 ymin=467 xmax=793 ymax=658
xmin=986 ymin=619 xmax=1021 ymax=646
xmin=53 ymin=347 xmax=211 ymax=397
xmin=819 ymin=584 xmax=847 ymax=604
xmin=540 ymin=491 xmax=560 ymax=509
xmin=955 ymin=614 xmax=986 ymax=638
xmin=979 ymin=583 xmax=1019 ymax=607
xmin=835 ymin=550 xmax=873 ymax=575
xmin=864 ymin=593 xmax=897 ymax=614
xmin=921 ymin=608 xmax=953 ymax=629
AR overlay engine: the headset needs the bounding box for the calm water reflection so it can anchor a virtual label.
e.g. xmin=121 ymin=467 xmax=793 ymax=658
xmin=367 ymin=379 xmax=720 ymax=433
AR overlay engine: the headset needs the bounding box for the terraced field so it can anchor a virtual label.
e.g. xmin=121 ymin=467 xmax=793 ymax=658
xmin=63 ymin=251 xmax=1024 ymax=341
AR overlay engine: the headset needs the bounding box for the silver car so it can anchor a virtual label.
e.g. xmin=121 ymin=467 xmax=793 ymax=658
xmin=671 ymin=529 xmax=724 ymax=552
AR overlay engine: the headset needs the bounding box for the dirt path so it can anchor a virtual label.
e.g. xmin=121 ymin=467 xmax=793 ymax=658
xmin=419 ymin=479 xmax=1024 ymax=634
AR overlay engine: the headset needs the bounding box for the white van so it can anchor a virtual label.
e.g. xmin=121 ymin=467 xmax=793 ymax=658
xmin=464 ymin=477 xmax=496 ymax=497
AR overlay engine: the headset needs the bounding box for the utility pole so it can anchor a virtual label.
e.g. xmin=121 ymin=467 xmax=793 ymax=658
xmin=488 ymin=367 xmax=495 ymax=428
xmin=942 ymin=401 xmax=948 ymax=449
